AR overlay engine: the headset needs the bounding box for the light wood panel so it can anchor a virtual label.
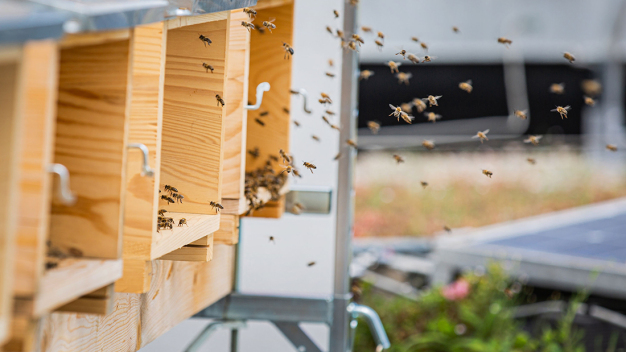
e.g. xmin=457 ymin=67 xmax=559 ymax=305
xmin=55 ymin=285 xmax=115 ymax=315
xmin=160 ymin=16 xmax=230 ymax=214
xmin=59 ymin=29 xmax=131 ymax=49
xmin=50 ymin=39 xmax=132 ymax=259
xmin=214 ymin=214 xmax=239 ymax=245
xmin=151 ymin=212 xmax=220 ymax=259
xmin=159 ymin=234 xmax=214 ymax=261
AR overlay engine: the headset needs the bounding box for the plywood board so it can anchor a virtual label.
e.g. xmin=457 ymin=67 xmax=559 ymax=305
xmin=158 ymin=234 xmax=214 ymax=261
xmin=151 ymin=212 xmax=220 ymax=259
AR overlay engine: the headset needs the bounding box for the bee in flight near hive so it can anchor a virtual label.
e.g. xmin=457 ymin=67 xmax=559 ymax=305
xmin=444 ymin=225 xmax=452 ymax=232
xmin=564 ymin=52 xmax=575 ymax=63
xmin=312 ymin=135 xmax=320 ymax=142
xmin=359 ymin=70 xmax=374 ymax=80
xmin=452 ymin=26 xmax=460 ymax=33
xmin=420 ymin=42 xmax=428 ymax=52
xmin=393 ymin=154 xmax=404 ymax=164
xmin=346 ymin=139 xmax=358 ymax=149
xmin=243 ymin=7 xmax=256 ymax=19
xmin=389 ymin=104 xmax=414 ymax=124
xmin=367 ymin=121 xmax=380 ymax=134
xmin=377 ymin=31 xmax=385 ymax=41
xmin=202 ymin=63 xmax=214 ymax=73
xmin=241 ymin=21 xmax=255 ymax=32
xmin=248 ymin=147 xmax=259 ymax=159
xmin=320 ymin=92 xmax=332 ymax=103
xmin=198 ymin=34 xmax=212 ymax=47
xmin=282 ymin=42 xmax=294 ymax=59
xmin=333 ymin=9 xmax=340 ymax=17
xmin=375 ymin=40 xmax=384 ymax=50
xmin=322 ymin=116 xmax=331 ymax=125
xmin=411 ymin=36 xmax=419 ymax=42
xmin=331 ymin=124 xmax=341 ymax=131
xmin=396 ymin=72 xmax=412 ymax=85
xmin=459 ymin=80 xmax=473 ymax=93
xmin=423 ymin=95 xmax=442 ymax=107
xmin=400 ymin=102 xmax=412 ymax=113
xmin=336 ymin=29 xmax=345 ymax=40
xmin=473 ymin=129 xmax=490 ymax=143
xmin=514 ymin=109 xmax=528 ymax=120
xmin=344 ymin=40 xmax=359 ymax=52
xmin=303 ymin=161 xmax=317 ymax=173
xmin=425 ymin=112 xmax=442 ymax=123
xmin=422 ymin=55 xmax=437 ymax=63
xmin=280 ymin=164 xmax=294 ymax=175
xmin=254 ymin=118 xmax=265 ymax=126
xmin=361 ymin=26 xmax=372 ymax=32
xmin=215 ymin=94 xmax=225 ymax=107
xmin=582 ymin=79 xmax=602 ymax=97
xmin=334 ymin=153 xmax=342 ymax=160
xmin=308 ymin=261 xmax=316 ymax=267
xmin=551 ymin=105 xmax=571 ymax=119
xmin=497 ymin=37 xmax=512 ymax=47
xmin=209 ymin=201 xmax=224 ymax=213
xmin=395 ymin=49 xmax=407 ymax=59
xmin=422 ymin=140 xmax=435 ymax=150
xmin=584 ymin=96 xmax=596 ymax=106
xmin=352 ymin=34 xmax=365 ymax=46
xmin=550 ymin=83 xmax=565 ymax=94
xmin=262 ymin=18 xmax=276 ymax=33
xmin=606 ymin=144 xmax=618 ymax=152
xmin=279 ymin=149 xmax=291 ymax=164
xmin=412 ymin=98 xmax=427 ymax=113
xmin=387 ymin=61 xmax=401 ymax=73
xmin=420 ymin=181 xmax=428 ymax=189
xmin=326 ymin=110 xmax=335 ymax=115
xmin=293 ymin=120 xmax=300 ymax=127
xmin=326 ymin=72 xmax=335 ymax=78
xmin=178 ymin=218 xmax=188 ymax=227
xmin=482 ymin=169 xmax=493 ymax=178
xmin=326 ymin=26 xmax=333 ymax=35
xmin=524 ymin=135 xmax=542 ymax=146
xmin=407 ymin=53 xmax=420 ymax=64
xmin=527 ymin=158 xmax=536 ymax=165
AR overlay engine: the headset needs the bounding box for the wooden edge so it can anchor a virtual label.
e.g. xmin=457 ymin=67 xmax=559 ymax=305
xmin=33 ymin=259 xmax=123 ymax=316
xmin=253 ymin=0 xmax=294 ymax=10
xmin=4 ymin=298 xmax=36 ymax=352
xmin=115 ymin=259 xmax=152 ymax=294
xmin=158 ymin=234 xmax=214 ymax=261
xmin=214 ymin=215 xmax=239 ymax=245
xmin=0 ymin=45 xmax=22 ymax=65
xmin=55 ymin=284 xmax=114 ymax=315
xmin=221 ymin=197 xmax=248 ymax=215
xmin=165 ymin=11 xmax=228 ymax=30
xmin=150 ymin=213 xmax=220 ymax=259
xmin=59 ymin=29 xmax=131 ymax=49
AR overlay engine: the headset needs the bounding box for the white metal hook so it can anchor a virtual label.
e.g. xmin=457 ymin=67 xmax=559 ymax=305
xmin=245 ymin=82 xmax=271 ymax=110
xmin=289 ymin=88 xmax=312 ymax=114
xmin=48 ymin=163 xmax=77 ymax=206
xmin=127 ymin=143 xmax=155 ymax=177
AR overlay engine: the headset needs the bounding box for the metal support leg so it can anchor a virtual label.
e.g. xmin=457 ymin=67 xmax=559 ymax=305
xmin=274 ymin=322 xmax=323 ymax=352
xmin=184 ymin=320 xmax=246 ymax=352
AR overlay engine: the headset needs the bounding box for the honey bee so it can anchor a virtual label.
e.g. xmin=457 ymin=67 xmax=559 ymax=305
xmin=326 ymin=26 xmax=333 ymax=35
xmin=422 ymin=55 xmax=437 ymax=63
xmin=344 ymin=40 xmax=358 ymax=52
xmin=527 ymin=158 xmax=536 ymax=165
xmin=497 ymin=37 xmax=512 ymax=47
xmin=425 ymin=112 xmax=442 ymax=123
xmin=322 ymin=116 xmax=331 ymax=126
xmin=444 ymin=225 xmax=452 ymax=232
xmin=283 ymin=107 xmax=290 ymax=114
xmin=164 ymin=185 xmax=179 ymax=194
xmin=514 ymin=109 xmax=528 ymax=120
xmin=248 ymin=147 xmax=260 ymax=159
xmin=607 ymin=144 xmax=618 ymax=152
xmin=411 ymin=36 xmax=419 ymax=42
xmin=198 ymin=34 xmax=212 ymax=47
xmin=396 ymin=72 xmax=412 ymax=85
xmin=359 ymin=70 xmax=375 ymax=80
xmin=161 ymin=195 xmax=175 ymax=204
xmin=389 ymin=104 xmax=414 ymax=124
xmin=269 ymin=154 xmax=279 ymax=162
xmin=308 ymin=261 xmax=316 ymax=267
xmin=320 ymin=92 xmax=332 ymax=103
xmin=422 ymin=140 xmax=435 ymax=150
xmin=158 ymin=209 xmax=167 ymax=216
xmin=472 ymin=129 xmax=490 ymax=143
xmin=458 ymin=80 xmax=473 ymax=93
xmin=584 ymin=96 xmax=596 ymax=106
xmin=482 ymin=169 xmax=493 ymax=178
xmin=407 ymin=53 xmax=420 ymax=64
xmin=279 ymin=149 xmax=291 ymax=164
xmin=175 ymin=194 xmax=184 ymax=203
xmin=280 ymin=164 xmax=294 ymax=175
xmin=336 ymin=29 xmax=344 ymax=39
xmin=333 ymin=9 xmax=339 ymax=17
xmin=550 ymin=83 xmax=565 ymax=94
xmin=524 ymin=135 xmax=542 ymax=145
xmin=330 ymin=124 xmax=341 ymax=131
xmin=377 ymin=31 xmax=385 ymax=41
xmin=334 ymin=153 xmax=342 ymax=160
xmin=326 ymin=72 xmax=335 ymax=78
xmin=393 ymin=154 xmax=404 ymax=163
xmin=254 ymin=118 xmax=265 ymax=126
xmin=241 ymin=21 xmax=255 ymax=32
xmin=346 ymin=139 xmax=358 ymax=148
xmin=352 ymin=34 xmax=365 ymax=46
xmin=361 ymin=26 xmax=372 ymax=32
xmin=269 ymin=236 xmax=275 ymax=243
xmin=367 ymin=121 xmax=380 ymax=134
xmin=387 ymin=61 xmax=401 ymax=73
xmin=563 ymin=52 xmax=575 ymax=63
xmin=400 ymin=102 xmax=412 ymax=113
xmin=328 ymin=59 xmax=334 ymax=67
xmin=452 ymin=26 xmax=460 ymax=33
xmin=372 ymin=40 xmax=383 ymax=51
xmin=209 ymin=201 xmax=224 ymax=212
xmin=216 ymin=94 xmax=225 ymax=107
xmin=423 ymin=95 xmax=442 ymax=107
xmin=312 ymin=135 xmax=320 ymax=142
xmin=202 ymin=63 xmax=214 ymax=73
xmin=178 ymin=218 xmax=188 ymax=227
xmin=395 ymin=49 xmax=407 ymax=59
xmin=292 ymin=168 xmax=302 ymax=178
xmin=582 ymin=79 xmax=602 ymax=97
xmin=412 ymin=98 xmax=427 ymax=113
xmin=259 ymin=111 xmax=269 ymax=116
xmin=551 ymin=105 xmax=571 ymax=119
xmin=421 ymin=181 xmax=428 ymax=189
xmin=420 ymin=42 xmax=428 ymax=51
xmin=243 ymin=7 xmax=256 ymax=20
xmin=326 ymin=110 xmax=335 ymax=115
xmin=293 ymin=120 xmax=301 ymax=127
xmin=262 ymin=18 xmax=276 ymax=33
xmin=282 ymin=42 xmax=294 ymax=59
xmin=303 ymin=161 xmax=317 ymax=173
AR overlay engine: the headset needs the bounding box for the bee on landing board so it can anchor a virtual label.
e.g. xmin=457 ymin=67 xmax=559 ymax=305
xmin=241 ymin=21 xmax=255 ymax=32
xmin=422 ymin=95 xmax=442 ymax=107
xmin=243 ymin=7 xmax=256 ymax=20
xmin=459 ymin=80 xmax=473 ymax=93
xmin=396 ymin=72 xmax=412 ymax=85
xmin=393 ymin=154 xmax=404 ymax=164
xmin=178 ymin=218 xmax=188 ymax=227
xmin=198 ymin=34 xmax=212 ymax=47
xmin=303 ymin=161 xmax=317 ymax=173
xmin=497 ymin=37 xmax=512 ymax=47
xmin=422 ymin=140 xmax=435 ymax=150
xmin=254 ymin=118 xmax=265 ymax=126
xmin=607 ymin=144 xmax=618 ymax=152
xmin=551 ymin=105 xmax=571 ymax=119
xmin=282 ymin=42 xmax=294 ymax=59
xmin=550 ymin=83 xmax=565 ymax=94
xmin=216 ymin=94 xmax=225 ymax=107
xmin=262 ymin=18 xmax=276 ymax=33
xmin=482 ymin=169 xmax=493 ymax=178
xmin=425 ymin=112 xmax=442 ymax=123
xmin=564 ymin=52 xmax=576 ymax=63
xmin=472 ymin=129 xmax=490 ymax=143
xmin=389 ymin=104 xmax=414 ymax=124
xmin=209 ymin=201 xmax=224 ymax=213
xmin=367 ymin=121 xmax=380 ymax=134
xmin=514 ymin=109 xmax=528 ymax=120
xmin=158 ymin=209 xmax=167 ymax=216
xmin=387 ymin=61 xmax=401 ymax=73
xmin=174 ymin=194 xmax=184 ymax=203
xmin=584 ymin=96 xmax=596 ymax=106
xmin=202 ymin=63 xmax=214 ymax=73
xmin=359 ymin=70 xmax=375 ymax=80
xmin=161 ymin=195 xmax=175 ymax=204
xmin=164 ymin=185 xmax=178 ymax=195
xmin=524 ymin=135 xmax=542 ymax=146
xmin=248 ymin=147 xmax=260 ymax=159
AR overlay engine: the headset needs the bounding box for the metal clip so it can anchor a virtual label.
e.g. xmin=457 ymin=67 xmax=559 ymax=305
xmin=290 ymin=88 xmax=312 ymax=114
xmin=245 ymin=82 xmax=271 ymax=110
xmin=48 ymin=163 xmax=77 ymax=206
xmin=127 ymin=143 xmax=154 ymax=177
xmin=348 ymin=303 xmax=390 ymax=350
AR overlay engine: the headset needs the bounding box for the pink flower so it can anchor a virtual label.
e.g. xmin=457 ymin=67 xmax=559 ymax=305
xmin=441 ymin=278 xmax=470 ymax=301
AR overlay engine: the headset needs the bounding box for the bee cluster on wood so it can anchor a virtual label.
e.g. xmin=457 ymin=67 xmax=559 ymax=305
xmin=197 ymin=33 xmax=227 ymax=107
xmin=157 ymin=185 xmax=187 ymax=232
xmin=45 ymin=241 xmax=83 ymax=270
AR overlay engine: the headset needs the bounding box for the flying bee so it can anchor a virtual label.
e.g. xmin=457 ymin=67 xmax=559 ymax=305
xmin=361 ymin=26 xmax=372 ymax=32
xmin=257 ymin=27 xmax=266 ymax=34
xmin=344 ymin=40 xmax=358 ymax=52
xmin=308 ymin=261 xmax=316 ymax=267
xmin=527 ymin=158 xmax=536 ymax=165
xmin=420 ymin=42 xmax=428 ymax=51
xmin=283 ymin=107 xmax=290 ymax=114
xmin=375 ymin=40 xmax=384 ymax=50
xmin=407 ymin=53 xmax=420 ymax=64
xmin=333 ymin=9 xmax=339 ymax=17
xmin=422 ymin=95 xmax=442 ymax=107
xmin=367 ymin=121 xmax=380 ymax=134
xmin=396 ymin=72 xmax=412 ymax=85
xmin=359 ymin=70 xmax=375 ymax=80
xmin=175 ymin=194 xmax=184 ymax=203
xmin=452 ymin=26 xmax=460 ymax=33
xmin=551 ymin=105 xmax=571 ymax=119
xmin=209 ymin=201 xmax=224 ymax=213
xmin=389 ymin=104 xmax=414 ymax=124
xmin=262 ymin=18 xmax=276 ymax=33
xmin=320 ymin=92 xmax=332 ymax=102
xmin=243 ymin=7 xmax=256 ymax=19
xmin=482 ymin=169 xmax=493 ymax=178
xmin=326 ymin=72 xmax=335 ymax=78
xmin=411 ymin=36 xmax=419 ymax=42
xmin=400 ymin=102 xmax=412 ymax=113
xmin=346 ymin=139 xmax=358 ymax=148
xmin=444 ymin=225 xmax=452 ymax=232
xmin=216 ymin=94 xmax=225 ymax=107
xmin=202 ymin=63 xmax=214 ymax=73
xmin=326 ymin=26 xmax=333 ymax=35
xmin=241 ymin=21 xmax=255 ymax=32
xmin=421 ymin=181 xmax=428 ymax=189
xmin=269 ymin=236 xmax=275 ymax=243
xmin=472 ymin=129 xmax=490 ymax=143
xmin=330 ymin=124 xmax=341 ymax=131
xmin=584 ymin=96 xmax=596 ymax=106
xmin=319 ymin=98 xmax=332 ymax=105
xmin=334 ymin=153 xmax=342 ymax=160
xmin=198 ymin=34 xmax=212 ymax=47
xmin=328 ymin=59 xmax=334 ymax=67
xmin=607 ymin=144 xmax=618 ymax=152
xmin=393 ymin=154 xmax=404 ymax=163
xmin=292 ymin=168 xmax=302 ymax=178
xmin=178 ymin=218 xmax=188 ymax=227
xmin=352 ymin=34 xmax=365 ymax=46
xmin=161 ymin=195 xmax=175 ymax=204
xmin=158 ymin=209 xmax=167 ymax=216
xmin=336 ymin=29 xmax=344 ymax=39
xmin=326 ymin=110 xmax=335 ymax=115
xmin=377 ymin=31 xmax=385 ymax=41
xmin=248 ymin=147 xmax=260 ymax=159
xmin=524 ymin=135 xmax=542 ymax=145
xmin=312 ymin=135 xmax=320 ymax=142
xmin=422 ymin=140 xmax=435 ymax=150
xmin=497 ymin=37 xmax=512 ymax=47
xmin=293 ymin=120 xmax=300 ymax=127
xmin=422 ymin=55 xmax=437 ymax=63
xmin=514 ymin=109 xmax=528 ymax=120
xmin=582 ymin=79 xmax=602 ymax=97
xmin=563 ymin=52 xmax=575 ymax=63
xmin=164 ymin=185 xmax=178 ymax=194
xmin=282 ymin=42 xmax=294 ymax=59
xmin=269 ymin=154 xmax=279 ymax=162
xmin=425 ymin=112 xmax=442 ymax=123
xmin=280 ymin=164 xmax=293 ymax=175
xmin=255 ymin=118 xmax=265 ymax=126
xmin=458 ymin=80 xmax=473 ymax=93
xmin=279 ymin=149 xmax=291 ymax=164
xmin=303 ymin=161 xmax=317 ymax=173
xmin=550 ymin=83 xmax=565 ymax=94
xmin=387 ymin=61 xmax=401 ymax=73
xmin=412 ymin=98 xmax=427 ymax=113
xmin=322 ymin=116 xmax=331 ymax=125
xmin=396 ymin=49 xmax=407 ymax=58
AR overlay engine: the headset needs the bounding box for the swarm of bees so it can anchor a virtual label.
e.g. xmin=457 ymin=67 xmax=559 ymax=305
xmin=156 ymin=185 xmax=188 ymax=232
